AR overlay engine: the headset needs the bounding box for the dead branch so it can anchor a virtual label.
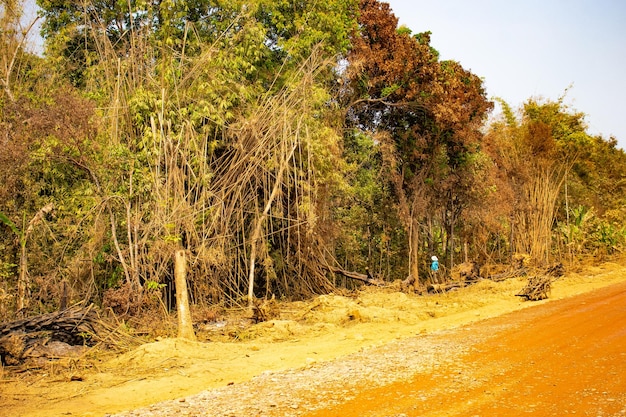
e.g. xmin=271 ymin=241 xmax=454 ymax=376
xmin=488 ymin=267 xmax=528 ymax=282
xmin=546 ymin=262 xmax=565 ymax=278
xmin=326 ymin=266 xmax=384 ymax=286
xmin=427 ymin=281 xmax=465 ymax=294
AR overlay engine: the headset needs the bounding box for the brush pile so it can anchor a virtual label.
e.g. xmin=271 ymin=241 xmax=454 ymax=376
xmin=516 ymin=275 xmax=552 ymax=301
xmin=516 ymin=263 xmax=565 ymax=301
xmin=0 ymin=305 xmax=99 ymax=366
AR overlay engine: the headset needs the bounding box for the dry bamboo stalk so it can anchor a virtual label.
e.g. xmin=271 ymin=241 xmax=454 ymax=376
xmin=16 ymin=202 xmax=55 ymax=312
xmin=247 ymin=142 xmax=298 ymax=305
xmin=94 ymin=29 xmax=337 ymax=304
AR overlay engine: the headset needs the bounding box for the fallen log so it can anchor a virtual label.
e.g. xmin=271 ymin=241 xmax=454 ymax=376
xmin=326 ymin=266 xmax=384 ymax=286
xmin=427 ymin=281 xmax=465 ymax=294
xmin=0 ymin=305 xmax=99 ymax=365
xmin=488 ymin=267 xmax=528 ymax=282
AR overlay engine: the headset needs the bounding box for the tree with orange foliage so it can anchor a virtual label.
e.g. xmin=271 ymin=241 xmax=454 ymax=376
xmin=343 ymin=0 xmax=492 ymax=281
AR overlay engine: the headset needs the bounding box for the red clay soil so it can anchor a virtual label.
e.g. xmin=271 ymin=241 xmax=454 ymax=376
xmin=306 ymin=281 xmax=626 ymax=417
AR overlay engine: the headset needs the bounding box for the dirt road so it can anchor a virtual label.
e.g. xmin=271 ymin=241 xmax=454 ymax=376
xmin=306 ymin=281 xmax=626 ymax=417
xmin=108 ymin=277 xmax=626 ymax=417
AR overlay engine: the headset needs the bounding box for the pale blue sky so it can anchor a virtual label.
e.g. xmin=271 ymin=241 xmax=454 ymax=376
xmin=386 ymin=0 xmax=626 ymax=148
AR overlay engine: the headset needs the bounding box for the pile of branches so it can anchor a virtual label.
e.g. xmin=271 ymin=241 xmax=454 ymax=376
xmin=516 ymin=275 xmax=552 ymax=301
xmin=0 ymin=305 xmax=99 ymax=366
xmin=421 ymin=261 xmax=564 ymax=297
xmin=516 ymin=263 xmax=564 ymax=301
xmin=488 ymin=267 xmax=528 ymax=282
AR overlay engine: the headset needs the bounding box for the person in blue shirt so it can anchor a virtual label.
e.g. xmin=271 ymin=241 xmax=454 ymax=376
xmin=430 ymin=255 xmax=440 ymax=283
xmin=431 ymin=255 xmax=439 ymax=272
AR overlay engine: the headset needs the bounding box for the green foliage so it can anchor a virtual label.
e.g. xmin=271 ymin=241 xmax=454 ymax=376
xmin=397 ymin=25 xmax=412 ymax=36
xmin=331 ymin=130 xmax=407 ymax=279
xmin=558 ymin=206 xmax=594 ymax=254
xmin=257 ymin=0 xmax=357 ymax=58
xmin=494 ymin=98 xmax=518 ymax=128
xmin=0 ymin=261 xmax=17 ymax=280
xmin=0 ymin=211 xmax=19 ymax=236
xmin=145 ymin=280 xmax=166 ymax=291
xmin=381 ymin=84 xmax=400 ymax=98
xmin=591 ymin=221 xmax=625 ymax=255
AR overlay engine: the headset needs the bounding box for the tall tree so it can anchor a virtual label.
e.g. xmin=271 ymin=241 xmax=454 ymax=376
xmin=484 ymin=96 xmax=598 ymax=265
xmin=344 ymin=0 xmax=492 ymax=281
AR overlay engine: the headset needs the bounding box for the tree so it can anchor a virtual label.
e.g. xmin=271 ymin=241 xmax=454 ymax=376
xmin=0 ymin=0 xmax=40 ymax=102
xmin=0 ymin=204 xmax=54 ymax=312
xmin=484 ymin=95 xmax=601 ymax=265
xmin=344 ymin=0 xmax=492 ymax=281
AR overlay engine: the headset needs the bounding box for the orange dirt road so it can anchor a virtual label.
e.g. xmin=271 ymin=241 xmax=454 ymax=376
xmin=306 ymin=281 xmax=626 ymax=417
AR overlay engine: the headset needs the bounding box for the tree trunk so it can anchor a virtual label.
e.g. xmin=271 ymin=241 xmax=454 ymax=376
xmin=447 ymin=220 xmax=453 ymax=271
xmin=509 ymin=212 xmax=515 ymax=264
xmin=408 ymin=217 xmax=420 ymax=285
xmin=247 ymin=143 xmax=296 ymax=306
xmin=174 ymin=250 xmax=196 ymax=341
xmin=463 ymin=240 xmax=468 ymax=263
xmin=16 ymin=242 xmax=28 ymax=312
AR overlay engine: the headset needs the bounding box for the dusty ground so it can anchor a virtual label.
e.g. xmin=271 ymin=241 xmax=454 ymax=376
xmin=1 ymin=261 xmax=626 ymax=416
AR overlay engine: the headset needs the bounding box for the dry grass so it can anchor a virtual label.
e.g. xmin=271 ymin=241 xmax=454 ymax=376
xmin=5 ymin=260 xmax=624 ymax=388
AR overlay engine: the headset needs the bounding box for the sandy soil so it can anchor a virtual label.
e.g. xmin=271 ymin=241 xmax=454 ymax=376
xmin=1 ymin=261 xmax=626 ymax=417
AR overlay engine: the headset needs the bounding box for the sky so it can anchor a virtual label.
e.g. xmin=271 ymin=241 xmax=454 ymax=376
xmin=386 ymin=0 xmax=626 ymax=148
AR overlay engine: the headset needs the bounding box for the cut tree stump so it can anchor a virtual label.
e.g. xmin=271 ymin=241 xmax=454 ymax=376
xmin=175 ymin=250 xmax=196 ymax=341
